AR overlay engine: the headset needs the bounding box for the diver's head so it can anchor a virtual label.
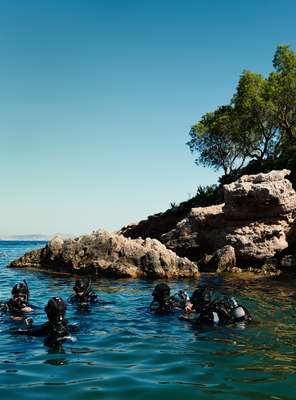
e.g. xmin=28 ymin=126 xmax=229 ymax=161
xmin=45 ymin=297 xmax=67 ymax=325
xmin=11 ymin=282 xmax=29 ymax=307
xmin=190 ymin=287 xmax=212 ymax=311
xmin=152 ymin=283 xmax=170 ymax=303
xmin=73 ymin=280 xmax=87 ymax=297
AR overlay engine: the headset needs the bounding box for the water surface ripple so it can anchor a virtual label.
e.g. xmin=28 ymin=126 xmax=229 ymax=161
xmin=0 ymin=241 xmax=295 ymax=399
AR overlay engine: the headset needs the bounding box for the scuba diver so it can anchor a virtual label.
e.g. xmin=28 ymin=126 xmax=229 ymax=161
xmin=14 ymin=296 xmax=77 ymax=347
xmin=0 ymin=281 xmax=33 ymax=322
xmin=150 ymin=283 xmax=190 ymax=313
xmin=68 ymin=279 xmax=98 ymax=305
xmin=180 ymin=286 xmax=252 ymax=326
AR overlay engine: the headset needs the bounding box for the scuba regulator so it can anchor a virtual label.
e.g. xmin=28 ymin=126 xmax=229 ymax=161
xmin=11 ymin=281 xmax=29 ymax=308
xmin=73 ymin=278 xmax=92 ymax=303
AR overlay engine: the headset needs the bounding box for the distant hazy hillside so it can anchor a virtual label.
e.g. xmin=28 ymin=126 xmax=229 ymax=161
xmin=0 ymin=234 xmax=50 ymax=241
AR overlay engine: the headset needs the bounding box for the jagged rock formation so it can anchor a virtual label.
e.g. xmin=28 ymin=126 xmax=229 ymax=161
xmin=120 ymin=188 xmax=222 ymax=243
xmin=120 ymin=208 xmax=187 ymax=242
xmin=223 ymin=169 xmax=296 ymax=219
xmin=9 ymin=230 xmax=199 ymax=279
xmin=203 ymin=245 xmax=237 ymax=272
xmin=162 ymin=170 xmax=296 ymax=265
xmin=10 ymin=169 xmax=296 ymax=275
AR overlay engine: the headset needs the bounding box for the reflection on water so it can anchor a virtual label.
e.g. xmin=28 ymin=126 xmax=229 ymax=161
xmin=0 ymin=241 xmax=296 ymax=400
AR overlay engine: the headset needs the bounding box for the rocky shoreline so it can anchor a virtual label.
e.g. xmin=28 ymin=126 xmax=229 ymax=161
xmin=9 ymin=230 xmax=199 ymax=279
xmin=9 ymin=169 xmax=296 ymax=278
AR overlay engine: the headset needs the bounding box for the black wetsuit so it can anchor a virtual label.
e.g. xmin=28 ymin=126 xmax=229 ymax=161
xmin=68 ymin=291 xmax=98 ymax=305
xmin=194 ymin=298 xmax=252 ymax=326
xmin=14 ymin=320 xmax=77 ymax=346
xmin=0 ymin=299 xmax=32 ymax=319
xmin=150 ymin=290 xmax=189 ymax=313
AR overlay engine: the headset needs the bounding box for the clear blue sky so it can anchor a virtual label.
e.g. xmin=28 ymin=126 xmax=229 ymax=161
xmin=1 ymin=0 xmax=296 ymax=236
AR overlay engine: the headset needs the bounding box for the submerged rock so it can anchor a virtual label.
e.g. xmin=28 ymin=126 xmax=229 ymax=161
xmin=9 ymin=230 xmax=199 ymax=279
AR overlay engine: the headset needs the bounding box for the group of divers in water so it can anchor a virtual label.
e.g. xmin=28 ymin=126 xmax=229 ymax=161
xmin=0 ymin=279 xmax=252 ymax=347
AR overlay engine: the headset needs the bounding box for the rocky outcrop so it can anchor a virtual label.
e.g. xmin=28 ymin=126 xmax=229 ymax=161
xmin=9 ymin=230 xmax=199 ymax=279
xmin=10 ymin=169 xmax=296 ymax=275
xmin=223 ymin=169 xmax=296 ymax=219
xmin=204 ymin=245 xmax=237 ymax=272
xmin=120 ymin=187 xmax=222 ymax=241
xmin=162 ymin=170 xmax=296 ymax=266
xmin=120 ymin=208 xmax=188 ymax=242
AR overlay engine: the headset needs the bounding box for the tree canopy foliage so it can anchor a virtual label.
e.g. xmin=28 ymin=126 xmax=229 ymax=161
xmin=187 ymin=45 xmax=296 ymax=181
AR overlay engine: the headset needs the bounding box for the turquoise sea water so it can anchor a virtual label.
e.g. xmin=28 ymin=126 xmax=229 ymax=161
xmin=0 ymin=241 xmax=296 ymax=400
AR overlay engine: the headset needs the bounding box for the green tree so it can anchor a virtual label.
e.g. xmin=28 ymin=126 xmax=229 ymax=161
xmin=187 ymin=105 xmax=246 ymax=175
xmin=232 ymin=70 xmax=279 ymax=161
xmin=269 ymin=45 xmax=296 ymax=142
xmin=188 ymin=45 xmax=296 ymax=178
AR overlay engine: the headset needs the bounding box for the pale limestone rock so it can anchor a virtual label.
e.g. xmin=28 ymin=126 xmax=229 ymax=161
xmin=212 ymin=245 xmax=236 ymax=272
xmin=226 ymin=221 xmax=289 ymax=261
xmin=223 ymin=170 xmax=296 ymax=219
xmin=10 ymin=229 xmax=199 ymax=279
xmin=48 ymin=235 xmax=64 ymax=257
xmin=162 ymin=170 xmax=296 ymax=265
